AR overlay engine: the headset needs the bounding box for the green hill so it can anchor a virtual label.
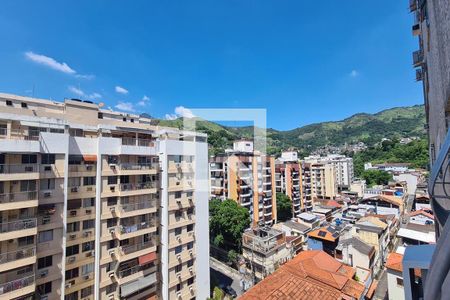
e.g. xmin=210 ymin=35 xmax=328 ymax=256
xmin=153 ymin=105 xmax=426 ymax=155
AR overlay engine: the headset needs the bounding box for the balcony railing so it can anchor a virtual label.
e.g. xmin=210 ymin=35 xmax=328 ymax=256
xmin=68 ymin=164 xmax=96 ymax=172
xmin=119 ymin=163 xmax=155 ymax=171
xmin=118 ymin=265 xmax=141 ymax=278
xmin=119 ymin=241 xmax=154 ymax=255
xmin=0 ymin=218 xmax=37 ymax=233
xmin=119 ymin=221 xmax=153 ymax=234
xmin=0 ymin=274 xmax=34 ymax=295
xmin=0 ymin=247 xmax=35 ymax=265
xmin=118 ymin=200 xmax=155 ymax=212
xmin=413 ymin=50 xmax=424 ymax=66
xmin=0 ymin=164 xmax=38 ymax=174
xmin=120 ymin=182 xmax=157 ymax=191
xmin=122 ymin=138 xmax=154 ymax=147
xmin=0 ymin=191 xmax=37 ymax=204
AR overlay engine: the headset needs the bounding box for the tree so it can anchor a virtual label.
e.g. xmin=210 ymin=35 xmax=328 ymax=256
xmin=361 ymin=170 xmax=393 ymax=187
xmin=276 ymin=193 xmax=292 ymax=222
xmin=209 ymin=198 xmax=251 ymax=252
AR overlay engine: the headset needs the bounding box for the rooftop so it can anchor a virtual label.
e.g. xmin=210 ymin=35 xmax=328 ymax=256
xmin=240 ymin=250 xmax=365 ymax=300
xmin=283 ymin=220 xmax=311 ymax=233
xmin=338 ymin=237 xmax=375 ymax=257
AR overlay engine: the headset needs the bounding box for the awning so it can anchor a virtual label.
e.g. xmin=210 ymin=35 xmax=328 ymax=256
xmin=139 ymin=252 xmax=157 ymax=266
xmin=82 ymin=155 xmax=97 ymax=162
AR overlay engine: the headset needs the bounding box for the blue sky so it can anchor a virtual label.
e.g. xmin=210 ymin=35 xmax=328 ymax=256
xmin=0 ymin=0 xmax=422 ymax=130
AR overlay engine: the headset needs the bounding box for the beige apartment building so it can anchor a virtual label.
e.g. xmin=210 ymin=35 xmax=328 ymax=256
xmin=302 ymin=157 xmax=338 ymax=200
xmin=0 ymin=93 xmax=209 ymax=300
xmin=275 ymin=151 xmax=302 ymax=216
xmin=210 ymin=141 xmax=277 ymax=226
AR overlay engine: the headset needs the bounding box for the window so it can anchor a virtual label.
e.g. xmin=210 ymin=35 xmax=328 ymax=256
xmin=40 ymin=179 xmax=55 ymax=190
xmin=187 ymin=242 xmax=194 ymax=250
xmin=107 ymin=239 xmax=116 ymax=250
xmin=68 ymin=155 xmax=82 ymax=165
xmin=108 ymin=176 xmax=118 ymax=185
xmin=38 ymin=255 xmax=53 ymax=269
xmin=187 ymin=207 xmax=194 ymax=215
xmin=123 ymin=117 xmax=126 ymax=122
xmin=67 ymin=222 xmax=80 ymax=233
xmin=38 ymin=230 xmax=53 ymax=243
xmin=175 ymin=227 xmax=182 ymax=236
xmin=82 ymin=241 xmax=95 ymax=252
xmin=176 ymin=283 xmax=182 ymax=292
xmin=108 ymin=156 xmax=118 ymax=164
xmin=175 ymin=264 xmax=182 ymax=273
xmin=22 ymin=154 xmax=37 ymax=164
xmin=66 ymin=245 xmax=79 ymax=256
xmin=131 ymin=118 xmax=134 ymax=123
xmin=41 ymin=154 xmax=55 ymax=164
xmin=98 ymin=112 xmax=103 ymax=119
xmin=188 ymin=277 xmax=194 ymax=285
xmin=107 ymin=218 xmax=117 ymax=228
xmin=187 ymin=259 xmax=194 ymax=268
xmin=21 ymin=102 xmax=28 ymax=108
xmin=175 ymin=191 xmax=182 ymax=199
xmin=6 ymin=100 xmax=12 ymax=106
xmin=83 ymin=198 xmax=95 ymax=208
xmin=83 ymin=177 xmax=96 ymax=186
xmin=65 ymin=268 xmax=79 ymax=280
xmin=81 ymin=263 xmax=94 ymax=275
xmin=37 ymin=282 xmax=52 ymax=295
xmin=65 ymin=291 xmax=78 ymax=300
xmin=83 ymin=219 xmax=95 ymax=230
xmin=68 ymin=199 xmax=82 ymax=210
xmin=175 ymin=245 xmax=182 ymax=254
xmin=107 ymin=197 xmax=118 ymax=206
xmin=187 ymin=191 xmax=193 ymax=197
xmin=0 ymin=124 xmax=6 ymax=136
xmin=18 ymin=236 xmax=34 ymax=246
xmin=187 ymin=224 xmax=194 ymax=232
xmin=397 ymin=278 xmax=404 ymax=286
xmin=81 ymin=286 xmax=93 ymax=298
xmin=106 ymin=283 xmax=117 ymax=295
xmin=20 ymin=180 xmax=36 ymax=192
xmin=175 ymin=211 xmax=183 ymax=219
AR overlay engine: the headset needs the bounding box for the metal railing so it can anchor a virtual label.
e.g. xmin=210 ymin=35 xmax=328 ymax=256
xmin=118 ymin=265 xmax=141 ymax=278
xmin=413 ymin=50 xmax=424 ymax=66
xmin=118 ymin=221 xmax=153 ymax=234
xmin=122 ymin=138 xmax=154 ymax=147
xmin=0 ymin=247 xmax=35 ymax=264
xmin=0 ymin=191 xmax=37 ymax=204
xmin=0 ymin=274 xmax=34 ymax=295
xmin=119 ymin=241 xmax=154 ymax=255
xmin=68 ymin=164 xmax=96 ymax=172
xmin=120 ymin=182 xmax=157 ymax=191
xmin=0 ymin=218 xmax=37 ymax=233
xmin=0 ymin=164 xmax=38 ymax=174
xmin=119 ymin=163 xmax=155 ymax=171
xmin=118 ymin=200 xmax=155 ymax=212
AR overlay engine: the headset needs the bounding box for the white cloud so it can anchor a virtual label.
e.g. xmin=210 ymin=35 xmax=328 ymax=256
xmin=137 ymin=95 xmax=150 ymax=106
xmin=25 ymin=51 xmax=93 ymax=79
xmin=68 ymin=86 xmax=102 ymax=100
xmin=25 ymin=51 xmax=76 ymax=74
xmin=165 ymin=106 xmax=196 ymax=120
xmin=115 ymin=86 xmax=129 ymax=94
xmin=349 ymin=70 xmax=360 ymax=78
xmin=115 ymin=101 xmax=135 ymax=112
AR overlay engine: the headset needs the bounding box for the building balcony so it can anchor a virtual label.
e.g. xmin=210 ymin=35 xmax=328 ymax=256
xmin=0 ymin=246 xmax=36 ymax=273
xmin=118 ymin=241 xmax=156 ymax=259
xmin=119 ymin=271 xmax=157 ymax=298
xmin=117 ymin=263 xmax=157 ymax=285
xmin=68 ymin=164 xmax=96 ymax=175
xmin=0 ymin=274 xmax=35 ymax=299
xmin=111 ymin=200 xmax=157 ymax=218
xmin=168 ymin=161 xmax=194 ymax=173
xmin=0 ymin=218 xmax=37 ymax=241
xmin=113 ymin=221 xmax=156 ymax=240
xmin=0 ymin=191 xmax=38 ymax=210
xmin=68 ymin=185 xmax=96 ymax=199
xmin=0 ymin=164 xmax=39 ymax=180
xmin=118 ymin=182 xmax=157 ymax=196
xmin=122 ymin=137 xmax=155 ymax=147
xmin=413 ymin=50 xmax=424 ymax=66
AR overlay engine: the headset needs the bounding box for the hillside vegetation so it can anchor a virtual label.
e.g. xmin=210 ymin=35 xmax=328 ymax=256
xmin=154 ymin=105 xmax=426 ymax=156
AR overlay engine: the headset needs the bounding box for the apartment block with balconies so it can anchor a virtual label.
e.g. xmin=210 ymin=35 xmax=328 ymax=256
xmin=209 ymin=141 xmax=277 ymax=226
xmin=0 ymin=92 xmax=209 ymax=300
xmin=275 ymin=151 xmax=302 ymax=217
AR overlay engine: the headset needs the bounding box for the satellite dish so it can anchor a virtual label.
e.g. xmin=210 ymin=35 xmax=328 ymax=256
xmin=99 ymin=102 xmax=105 ymax=108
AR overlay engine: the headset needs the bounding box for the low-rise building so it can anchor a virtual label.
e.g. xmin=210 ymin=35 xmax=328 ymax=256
xmin=240 ymin=250 xmax=366 ymax=300
xmin=335 ymin=237 xmax=376 ymax=272
xmin=307 ymin=224 xmax=351 ymax=256
xmin=397 ymin=223 xmax=435 ymax=246
xmin=242 ymin=227 xmax=299 ymax=282
xmin=408 ymin=210 xmax=434 ymax=225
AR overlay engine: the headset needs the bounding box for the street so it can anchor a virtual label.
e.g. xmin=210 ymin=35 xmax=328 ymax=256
xmin=210 ymin=257 xmax=244 ymax=298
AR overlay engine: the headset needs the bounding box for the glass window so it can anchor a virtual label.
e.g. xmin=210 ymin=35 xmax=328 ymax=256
xmin=175 ymin=192 xmax=182 ymax=199
xmin=108 ymin=176 xmax=118 ymax=185
xmin=175 ymin=227 xmax=182 ymax=236
xmin=187 ymin=242 xmax=194 ymax=250
xmin=67 ymin=222 xmax=80 ymax=233
xmin=82 ymin=241 xmax=95 ymax=252
xmin=38 ymin=255 xmax=53 ymax=269
xmin=188 ymin=277 xmax=194 ymax=285
xmin=38 ymin=230 xmax=53 ymax=243
xmin=66 ymin=245 xmax=79 ymax=256
xmin=81 ymin=263 xmax=94 ymax=275
xmin=187 ymin=259 xmax=194 ymax=268
xmin=65 ymin=291 xmax=78 ymax=300
xmin=175 ymin=245 xmax=182 ymax=254
xmin=20 ymin=180 xmax=36 ymax=192
xmin=107 ymin=218 xmax=117 ymax=228
xmin=83 ymin=198 xmax=95 ymax=208
xmin=37 ymin=282 xmax=52 ymax=295
xmin=40 ymin=178 xmax=55 ymax=190
xmin=83 ymin=219 xmax=95 ymax=230
xmin=65 ymin=268 xmax=79 ymax=280
xmin=107 ymin=197 xmax=118 ymax=206
xmin=108 ymin=156 xmax=118 ymax=164
xmin=22 ymin=154 xmax=37 ymax=164
xmin=187 ymin=224 xmax=194 ymax=232
xmin=83 ymin=177 xmax=96 ymax=186
xmin=81 ymin=286 xmax=93 ymax=298
xmin=175 ymin=264 xmax=182 ymax=273
xmin=41 ymin=154 xmax=55 ymax=164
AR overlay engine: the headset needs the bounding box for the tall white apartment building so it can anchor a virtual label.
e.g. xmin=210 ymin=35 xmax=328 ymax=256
xmin=0 ymin=93 xmax=209 ymax=300
xmin=305 ymin=155 xmax=354 ymax=189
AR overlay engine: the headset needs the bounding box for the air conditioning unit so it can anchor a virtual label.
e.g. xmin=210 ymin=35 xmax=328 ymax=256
xmin=86 ymin=165 xmax=93 ymax=171
xmin=86 ymin=187 xmax=93 ymax=192
xmin=177 ymin=292 xmax=182 ymax=299
xmin=177 ymin=255 xmax=181 ymax=261
xmin=110 ymin=207 xmax=116 ymax=213
xmin=70 ymin=210 xmax=77 ymax=216
xmin=71 ymin=187 xmax=78 ymax=193
xmin=83 ymin=231 xmax=91 ymax=237
xmin=190 ymin=286 xmax=194 ymax=293
xmin=189 ymin=267 xmax=193 ymax=274
xmin=108 ymin=272 xmax=115 ymax=279
xmin=39 ymin=269 xmax=49 ymax=278
xmin=65 ymin=282 xmax=72 ymax=289
xmin=108 ymin=295 xmax=115 ymax=300
xmin=86 ymin=209 xmax=92 ymax=214
xmin=68 ymin=256 xmax=76 ymax=263
xmin=110 ymin=164 xmax=117 ymax=169
xmin=177 ymin=274 xmax=182 ymax=281
xmin=83 ymin=274 xmax=91 ymax=280
xmin=69 ymin=234 xmax=77 ymax=240
xmin=110 ymin=186 xmax=116 ymax=192
xmin=189 ymin=250 xmax=193 ymax=256
xmin=43 ymin=191 xmax=52 ymax=198
xmin=176 ymin=200 xmax=181 ymax=205
xmin=109 ymin=228 xmax=115 ymax=234
xmin=25 ymin=166 xmax=33 ymax=172
xmin=109 ymin=249 xmax=115 ymax=256
xmin=176 ymin=236 xmax=181 ymax=242
xmin=44 ymin=165 xmax=52 ymax=172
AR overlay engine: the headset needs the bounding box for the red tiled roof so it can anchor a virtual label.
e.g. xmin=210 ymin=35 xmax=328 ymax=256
xmin=308 ymin=227 xmax=338 ymax=242
xmin=240 ymin=250 xmax=365 ymax=300
xmin=386 ymin=253 xmax=403 ymax=272
xmin=409 ymin=210 xmax=434 ymax=219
